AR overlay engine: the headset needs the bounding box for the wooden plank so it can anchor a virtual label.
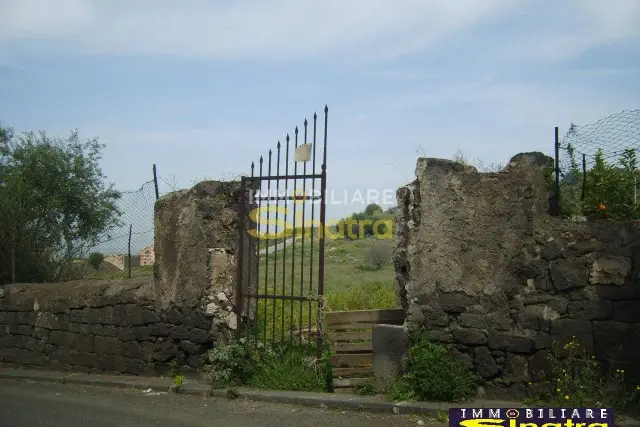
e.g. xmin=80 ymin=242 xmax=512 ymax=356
xmin=331 ymin=353 xmax=373 ymax=367
xmin=332 ymin=377 xmax=374 ymax=388
xmin=326 ymin=309 xmax=404 ymax=325
xmin=325 ymin=330 xmax=371 ymax=342
xmin=332 ymin=367 xmax=373 ymax=377
xmin=329 ymin=341 xmax=373 ymax=353
xmin=327 ymin=320 xmax=403 ymax=330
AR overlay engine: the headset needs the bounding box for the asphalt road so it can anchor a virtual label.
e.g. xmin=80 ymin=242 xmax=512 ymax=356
xmin=0 ymin=379 xmax=445 ymax=427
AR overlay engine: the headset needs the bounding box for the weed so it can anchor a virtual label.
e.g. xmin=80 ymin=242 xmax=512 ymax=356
xmin=205 ymin=338 xmax=256 ymax=388
xmin=353 ymin=381 xmax=377 ymax=396
xmin=435 ymin=411 xmax=449 ymax=423
xmin=168 ymin=359 xmax=181 ymax=378
xmin=204 ymin=339 xmax=329 ymax=392
xmin=323 ymin=345 xmax=333 ymax=393
xmin=247 ymin=345 xmax=325 ymax=392
xmin=528 ymin=337 xmax=640 ymax=415
xmin=170 ymin=375 xmax=185 ymax=393
xmin=387 ymin=330 xmax=479 ymax=402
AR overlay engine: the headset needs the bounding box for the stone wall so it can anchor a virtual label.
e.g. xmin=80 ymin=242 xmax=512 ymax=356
xmin=0 ymin=278 xmax=213 ymax=374
xmin=0 ymin=180 xmax=253 ymax=375
xmin=395 ymin=153 xmax=640 ymax=398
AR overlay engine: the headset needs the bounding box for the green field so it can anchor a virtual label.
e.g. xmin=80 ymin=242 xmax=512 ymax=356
xmin=251 ymin=236 xmax=398 ymax=342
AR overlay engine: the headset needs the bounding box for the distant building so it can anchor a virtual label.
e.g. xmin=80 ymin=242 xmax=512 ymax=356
xmin=139 ymin=245 xmax=155 ymax=266
xmin=103 ymin=254 xmax=141 ymax=271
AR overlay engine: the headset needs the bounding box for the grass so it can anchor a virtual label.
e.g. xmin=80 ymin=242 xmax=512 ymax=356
xmin=250 ymin=236 xmax=398 ymax=342
xmin=246 ymin=344 xmax=326 ymax=392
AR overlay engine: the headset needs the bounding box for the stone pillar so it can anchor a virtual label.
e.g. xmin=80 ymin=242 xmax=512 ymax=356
xmin=153 ymin=180 xmax=257 ymax=339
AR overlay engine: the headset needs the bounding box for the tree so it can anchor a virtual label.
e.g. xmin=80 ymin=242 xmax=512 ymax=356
xmin=364 ymin=203 xmax=382 ymax=216
xmin=0 ymin=126 xmax=121 ymax=283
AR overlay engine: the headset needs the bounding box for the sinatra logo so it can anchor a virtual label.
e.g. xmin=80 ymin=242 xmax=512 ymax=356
xmin=449 ymin=408 xmax=614 ymax=427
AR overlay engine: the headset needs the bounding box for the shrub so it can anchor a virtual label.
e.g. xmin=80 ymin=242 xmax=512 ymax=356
xmin=247 ymin=344 xmax=326 ymax=392
xmin=87 ymin=252 xmax=105 ymax=271
xmin=388 ymin=330 xmax=479 ymax=402
xmin=562 ymin=145 xmax=640 ymax=220
xmin=366 ymin=240 xmax=393 ymax=270
xmin=205 ymin=338 xmax=256 ymax=388
xmin=528 ymin=337 xmax=639 ymax=414
xmin=204 ymin=338 xmax=329 ymax=392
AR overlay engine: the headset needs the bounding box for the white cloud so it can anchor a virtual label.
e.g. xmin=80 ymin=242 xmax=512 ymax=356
xmin=0 ymin=0 xmax=636 ymax=61
xmin=0 ymin=0 xmax=94 ymax=39
xmin=504 ymin=0 xmax=640 ymax=61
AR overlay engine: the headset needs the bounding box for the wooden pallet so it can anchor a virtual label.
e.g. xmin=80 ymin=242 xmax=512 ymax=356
xmin=326 ymin=308 xmax=404 ymax=392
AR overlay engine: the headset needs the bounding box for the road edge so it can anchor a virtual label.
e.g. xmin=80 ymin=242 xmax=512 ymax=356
xmin=1 ymin=368 xmax=638 ymax=424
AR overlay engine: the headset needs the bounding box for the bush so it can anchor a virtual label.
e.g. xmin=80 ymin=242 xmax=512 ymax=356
xmin=205 ymin=338 xmax=257 ymax=388
xmin=204 ymin=339 xmax=329 ymax=392
xmin=388 ymin=330 xmax=479 ymax=402
xmin=562 ymin=146 xmax=640 ymax=220
xmin=528 ymin=338 xmax=639 ymax=414
xmin=247 ymin=345 xmax=326 ymax=392
xmin=366 ymin=240 xmax=393 ymax=270
xmin=87 ymin=252 xmax=104 ymax=270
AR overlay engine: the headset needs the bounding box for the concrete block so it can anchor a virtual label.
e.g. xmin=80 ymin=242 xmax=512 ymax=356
xmin=372 ymin=324 xmax=408 ymax=392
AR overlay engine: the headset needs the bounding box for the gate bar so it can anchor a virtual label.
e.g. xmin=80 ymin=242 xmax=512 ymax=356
xmin=317 ymin=105 xmax=329 ymax=356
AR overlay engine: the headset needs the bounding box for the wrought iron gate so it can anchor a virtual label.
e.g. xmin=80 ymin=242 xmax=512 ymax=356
xmin=235 ymin=106 xmax=328 ymax=355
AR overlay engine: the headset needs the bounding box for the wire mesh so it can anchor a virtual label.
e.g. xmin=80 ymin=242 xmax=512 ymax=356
xmin=85 ymin=175 xmax=181 ymax=277
xmin=557 ymin=110 xmax=640 ymax=218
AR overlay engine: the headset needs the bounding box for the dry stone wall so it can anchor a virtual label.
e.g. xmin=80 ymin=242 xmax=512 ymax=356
xmin=395 ymin=153 xmax=640 ymax=398
xmin=0 ymin=278 xmax=215 ymax=374
xmin=0 ymin=180 xmax=253 ymax=375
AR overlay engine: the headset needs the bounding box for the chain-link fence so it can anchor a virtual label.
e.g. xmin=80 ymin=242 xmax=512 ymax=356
xmin=554 ymin=110 xmax=640 ymax=219
xmin=85 ymin=180 xmax=157 ymax=277
xmin=81 ymin=167 xmax=183 ymax=279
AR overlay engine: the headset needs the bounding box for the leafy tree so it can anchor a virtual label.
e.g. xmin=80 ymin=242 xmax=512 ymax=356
xmin=0 ymin=126 xmax=121 ymax=283
xmin=364 ymin=203 xmax=382 ymax=216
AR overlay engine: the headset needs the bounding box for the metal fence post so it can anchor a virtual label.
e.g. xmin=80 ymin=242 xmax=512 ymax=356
xmin=552 ymin=126 xmax=561 ymax=216
xmin=127 ymin=224 xmax=132 ymax=278
xmin=153 ymin=164 xmax=160 ymax=200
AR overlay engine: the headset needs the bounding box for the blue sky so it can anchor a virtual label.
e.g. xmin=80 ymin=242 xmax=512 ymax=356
xmin=1 ymin=0 xmax=639 ymax=231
